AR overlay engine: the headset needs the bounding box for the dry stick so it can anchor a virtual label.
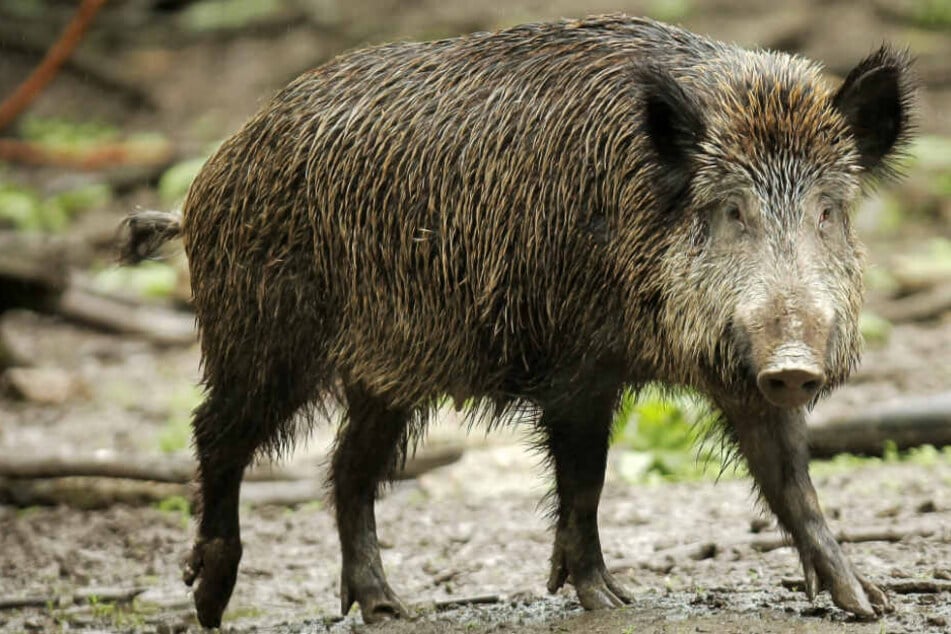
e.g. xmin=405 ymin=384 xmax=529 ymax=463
xmin=433 ymin=595 xmax=501 ymax=610
xmin=608 ymin=524 xmax=942 ymax=574
xmin=0 ymin=0 xmax=108 ymax=132
xmin=748 ymin=525 xmax=940 ymax=552
xmin=0 ymin=586 xmax=146 ymax=611
xmin=781 ymin=578 xmax=951 ymax=594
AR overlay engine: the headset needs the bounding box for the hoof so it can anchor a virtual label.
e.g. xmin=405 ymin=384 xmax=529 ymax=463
xmin=184 ymin=537 xmax=243 ymax=628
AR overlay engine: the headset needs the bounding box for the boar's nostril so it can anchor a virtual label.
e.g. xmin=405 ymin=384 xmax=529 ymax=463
xmin=756 ymin=367 xmax=826 ymax=408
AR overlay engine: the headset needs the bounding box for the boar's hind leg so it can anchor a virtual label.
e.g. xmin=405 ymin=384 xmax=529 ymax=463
xmin=543 ymin=391 xmax=634 ymax=610
xmin=184 ymin=379 xmax=311 ymax=629
xmin=727 ymin=404 xmax=890 ymax=617
xmin=331 ymin=382 xmax=410 ymax=623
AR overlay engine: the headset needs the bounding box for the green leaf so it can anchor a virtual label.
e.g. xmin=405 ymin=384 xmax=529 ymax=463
xmin=158 ymin=157 xmax=207 ymax=206
xmin=91 ymin=261 xmax=179 ymax=300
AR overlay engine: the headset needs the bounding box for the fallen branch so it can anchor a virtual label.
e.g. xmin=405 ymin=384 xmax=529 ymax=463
xmin=890 ymin=256 xmax=951 ymax=295
xmin=0 ymin=0 xmax=107 ymax=131
xmin=0 ymin=454 xmax=195 ymax=483
xmin=56 ymin=285 xmax=196 ymax=346
xmin=0 ymin=232 xmax=70 ymax=292
xmin=782 ymin=577 xmax=951 ymax=594
xmin=878 ymin=282 xmax=951 ymax=323
xmin=0 ymin=586 xmax=145 ymax=611
xmin=0 ymin=447 xmax=464 ymax=509
xmin=0 ymin=476 xmax=183 ymax=510
xmin=808 ymin=392 xmax=951 ymax=458
xmin=0 ymin=446 xmax=463 ymax=484
xmin=0 ymin=233 xmax=191 ymax=346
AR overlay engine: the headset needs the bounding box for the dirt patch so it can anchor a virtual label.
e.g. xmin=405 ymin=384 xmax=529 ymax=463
xmin=1 ymin=456 xmax=949 ymax=633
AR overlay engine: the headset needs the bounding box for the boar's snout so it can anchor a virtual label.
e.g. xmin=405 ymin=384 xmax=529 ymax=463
xmin=756 ymin=363 xmax=826 ymax=408
xmin=739 ymin=286 xmax=833 ymax=408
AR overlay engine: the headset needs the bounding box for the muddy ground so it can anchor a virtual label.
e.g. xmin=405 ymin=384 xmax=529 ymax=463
xmin=1 ymin=0 xmax=950 ymax=632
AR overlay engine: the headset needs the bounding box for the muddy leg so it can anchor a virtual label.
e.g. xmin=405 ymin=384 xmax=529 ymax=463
xmin=332 ymin=383 xmax=410 ymax=623
xmin=725 ymin=401 xmax=890 ymax=617
xmin=543 ymin=392 xmax=633 ymax=610
xmin=182 ymin=394 xmax=255 ymax=629
xmin=183 ymin=373 xmax=313 ymax=628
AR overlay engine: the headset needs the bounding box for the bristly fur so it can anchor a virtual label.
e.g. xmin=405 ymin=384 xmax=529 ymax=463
xmin=160 ymin=13 xmax=916 ymax=463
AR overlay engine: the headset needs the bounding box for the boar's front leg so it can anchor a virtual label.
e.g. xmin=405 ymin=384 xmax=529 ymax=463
xmin=542 ymin=389 xmax=634 ymax=610
xmin=331 ymin=383 xmax=410 ymax=624
xmin=724 ymin=401 xmax=890 ymax=617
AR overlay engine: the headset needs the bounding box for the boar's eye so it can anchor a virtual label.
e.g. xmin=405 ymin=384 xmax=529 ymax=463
xmin=818 ymin=205 xmax=833 ymax=230
xmin=725 ymin=202 xmax=744 ymax=227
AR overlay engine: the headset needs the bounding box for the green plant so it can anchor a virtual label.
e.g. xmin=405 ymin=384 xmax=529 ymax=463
xmin=157 ymin=384 xmax=203 ymax=454
xmin=0 ymin=180 xmax=111 ymax=233
xmin=611 ymin=387 xmax=725 ymax=482
xmin=156 ymin=495 xmax=192 ymax=529
xmin=158 ymin=157 xmax=208 ymax=206
xmin=859 ymin=311 xmax=892 ymax=347
xmin=19 ymin=116 xmax=119 ymax=148
xmin=90 ymin=261 xmax=179 ymax=300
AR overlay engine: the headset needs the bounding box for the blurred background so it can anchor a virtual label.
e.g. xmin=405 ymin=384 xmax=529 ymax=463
xmin=0 ymin=1 xmax=948 ymax=632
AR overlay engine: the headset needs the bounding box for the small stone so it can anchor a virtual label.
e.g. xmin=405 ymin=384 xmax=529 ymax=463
xmin=926 ymin=615 xmax=947 ymax=627
xmin=4 ymin=366 xmax=82 ymax=404
xmin=915 ymin=499 xmax=937 ymax=513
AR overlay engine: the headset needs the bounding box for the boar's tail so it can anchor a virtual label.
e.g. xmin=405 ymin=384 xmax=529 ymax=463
xmin=116 ymin=210 xmax=183 ymax=265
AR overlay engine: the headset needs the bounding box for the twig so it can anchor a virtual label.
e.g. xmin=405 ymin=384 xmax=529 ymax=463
xmin=0 ymin=586 xmax=146 ymax=611
xmin=0 ymin=23 xmax=156 ymax=110
xmin=0 ymin=0 xmax=107 ymax=131
xmin=610 ymin=541 xmax=718 ymax=574
xmin=433 ymin=594 xmax=500 ymax=610
xmin=782 ymin=578 xmax=951 ymax=594
xmin=609 ymin=524 xmax=943 ymax=573
xmin=750 ymin=526 xmax=939 ymax=552
xmin=887 ymin=580 xmax=951 ymax=594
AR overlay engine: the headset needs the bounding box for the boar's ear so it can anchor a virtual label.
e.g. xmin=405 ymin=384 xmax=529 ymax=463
xmin=639 ymin=66 xmax=705 ymax=197
xmin=833 ymin=46 xmax=915 ymax=180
